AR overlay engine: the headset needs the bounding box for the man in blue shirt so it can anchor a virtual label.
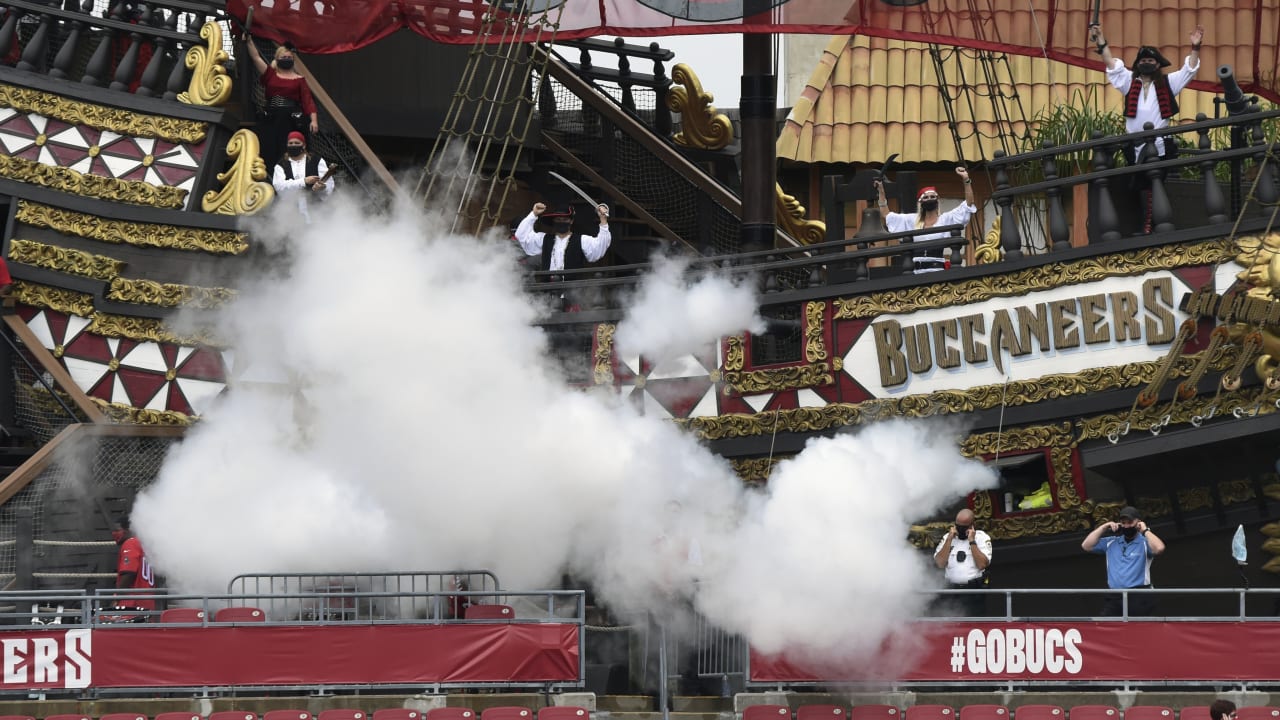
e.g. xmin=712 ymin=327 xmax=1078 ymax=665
xmin=1082 ymin=505 xmax=1167 ymax=616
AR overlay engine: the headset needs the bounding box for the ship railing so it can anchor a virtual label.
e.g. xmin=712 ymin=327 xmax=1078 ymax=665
xmin=547 ymin=37 xmax=676 ymax=139
xmin=0 ymin=586 xmax=585 ymax=625
xmin=987 ymin=104 xmax=1280 ymax=258
xmin=0 ymin=0 xmax=228 ymax=99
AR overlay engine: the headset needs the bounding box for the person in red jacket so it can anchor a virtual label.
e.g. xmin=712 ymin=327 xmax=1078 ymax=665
xmin=244 ymin=38 xmax=319 ymax=177
xmin=112 ymin=517 xmax=156 ymax=617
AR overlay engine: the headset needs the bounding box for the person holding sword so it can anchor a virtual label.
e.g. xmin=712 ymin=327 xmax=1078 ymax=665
xmin=514 ymin=201 xmax=612 ymax=273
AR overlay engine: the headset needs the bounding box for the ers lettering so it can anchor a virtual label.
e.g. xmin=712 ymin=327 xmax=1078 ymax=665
xmin=0 ymin=630 xmax=91 ymax=688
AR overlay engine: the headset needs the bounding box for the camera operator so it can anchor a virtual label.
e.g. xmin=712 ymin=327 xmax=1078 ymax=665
xmin=1082 ymin=505 xmax=1166 ymax=616
xmin=934 ymin=508 xmax=992 ymax=616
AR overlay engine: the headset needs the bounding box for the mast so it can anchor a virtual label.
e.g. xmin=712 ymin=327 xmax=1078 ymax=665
xmin=739 ymin=10 xmax=778 ymax=253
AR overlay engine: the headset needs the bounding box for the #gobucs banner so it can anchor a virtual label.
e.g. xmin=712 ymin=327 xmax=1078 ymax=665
xmin=750 ymin=622 xmax=1280 ymax=683
xmin=226 ymin=0 xmax=1280 ymax=103
xmin=0 ymin=625 xmax=578 ymax=690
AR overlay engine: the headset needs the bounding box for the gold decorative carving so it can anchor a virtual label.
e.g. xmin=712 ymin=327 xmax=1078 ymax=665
xmin=724 ymin=362 xmax=834 ymax=394
xmin=804 ymin=301 xmax=828 ymax=363
xmin=201 ymin=129 xmax=274 ymax=215
xmin=8 ymin=239 xmax=124 ymax=281
xmin=777 ymin=184 xmax=826 ymax=245
xmin=89 ymin=313 xmax=225 ymax=348
xmin=730 ymin=456 xmax=788 ymax=486
xmin=0 ymin=83 xmax=207 ymax=143
xmin=0 ymin=153 xmax=187 ymax=208
xmin=594 ymin=323 xmax=615 ymax=386
xmin=91 ymin=398 xmax=195 ymax=426
xmin=1049 ymin=446 xmax=1081 ymax=509
xmin=667 ymin=63 xmax=733 ymax=151
xmin=688 ymin=347 xmax=1235 ymax=441
xmin=11 ymin=281 xmax=95 ymax=317
xmin=16 ymin=201 xmax=248 ymax=255
xmin=107 ymin=278 xmax=236 ymax=309
xmin=177 ymin=22 xmax=233 ymax=107
xmin=724 ymin=335 xmax=745 ymax=372
xmin=834 ymin=238 xmax=1234 ymax=319
xmin=974 ymin=216 xmax=1002 ymax=265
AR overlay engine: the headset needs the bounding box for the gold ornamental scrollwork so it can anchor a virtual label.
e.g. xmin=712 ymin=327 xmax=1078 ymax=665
xmin=177 ymin=21 xmax=233 ymax=107
xmin=724 ymin=362 xmax=834 ymax=394
xmin=12 ymin=281 xmax=95 ymax=317
xmin=17 ymin=201 xmax=248 ymax=255
xmin=730 ymin=456 xmax=789 ymax=485
xmin=91 ymin=398 xmax=196 ymax=426
xmin=201 ymin=129 xmax=274 ymax=215
xmin=724 ymin=335 xmax=745 ymax=372
xmin=8 ymin=239 xmax=124 ymax=281
xmin=0 ymin=83 xmax=207 ymax=143
xmin=594 ymin=323 xmax=616 ymax=385
xmin=0 ymin=153 xmax=187 ymax=208
xmin=89 ymin=313 xmax=225 ymax=348
xmin=107 ymin=278 xmax=236 ymax=310
xmin=973 ymin=216 xmax=1002 ymax=265
xmin=777 ymin=184 xmax=826 ymax=245
xmin=667 ymin=63 xmax=734 ymax=151
xmin=804 ymin=301 xmax=828 ymax=363
xmin=834 ymin=238 xmax=1235 ymax=319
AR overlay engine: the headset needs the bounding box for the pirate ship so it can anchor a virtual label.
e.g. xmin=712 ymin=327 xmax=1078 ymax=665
xmin=0 ymin=0 xmax=1277 ymax=701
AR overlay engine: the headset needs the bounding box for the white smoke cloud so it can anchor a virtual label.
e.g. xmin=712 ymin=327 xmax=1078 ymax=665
xmin=132 ymin=196 xmax=997 ymax=661
xmin=614 ymin=255 xmax=765 ymax=365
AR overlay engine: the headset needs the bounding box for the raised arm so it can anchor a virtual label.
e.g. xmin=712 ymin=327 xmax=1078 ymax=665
xmin=514 ymin=203 xmax=546 ymax=256
xmin=1089 ymin=24 xmax=1115 ymax=68
xmin=244 ymin=36 xmax=269 ymax=75
xmin=1082 ymin=521 xmax=1117 ymax=552
xmin=1188 ymin=25 xmax=1203 ymax=69
xmin=956 ymin=166 xmax=974 ymax=206
xmin=581 ymin=204 xmax=612 ymax=262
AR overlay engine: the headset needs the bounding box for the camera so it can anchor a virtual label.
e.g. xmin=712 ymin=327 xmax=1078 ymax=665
xmin=956 ymin=550 xmax=968 ymax=563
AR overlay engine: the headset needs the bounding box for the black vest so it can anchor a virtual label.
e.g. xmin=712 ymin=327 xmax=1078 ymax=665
xmin=280 ymin=153 xmax=321 ymax=181
xmin=541 ymin=233 xmax=586 ymax=271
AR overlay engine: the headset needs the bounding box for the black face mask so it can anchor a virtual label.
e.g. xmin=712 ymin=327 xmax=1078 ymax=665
xmin=1137 ymin=62 xmax=1158 ymax=77
xmin=1122 ymin=526 xmax=1139 ymax=539
xmin=286 ymin=145 xmax=304 ymax=157
xmin=955 ymin=524 xmax=971 ymax=537
xmin=277 ymin=58 xmax=295 ymax=70
xmin=920 ymin=199 xmax=939 ymax=212
xmin=553 ymin=221 xmax=572 ymax=234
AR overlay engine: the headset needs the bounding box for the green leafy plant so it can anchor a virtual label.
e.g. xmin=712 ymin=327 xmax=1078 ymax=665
xmin=1017 ymin=87 xmax=1125 ymax=183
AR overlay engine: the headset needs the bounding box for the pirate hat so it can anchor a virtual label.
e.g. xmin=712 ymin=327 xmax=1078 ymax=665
xmin=541 ymin=201 xmax=575 ymax=219
xmin=1133 ymin=46 xmax=1172 ymax=69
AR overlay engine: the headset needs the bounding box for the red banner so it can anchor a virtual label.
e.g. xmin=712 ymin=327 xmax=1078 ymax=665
xmin=0 ymin=624 xmax=579 ymax=691
xmin=750 ymin=622 xmax=1280 ymax=683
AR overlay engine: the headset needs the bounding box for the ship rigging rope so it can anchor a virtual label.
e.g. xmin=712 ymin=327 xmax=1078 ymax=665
xmin=31 ymin=572 xmax=115 ymax=579
xmin=32 ymin=539 xmax=113 ymax=547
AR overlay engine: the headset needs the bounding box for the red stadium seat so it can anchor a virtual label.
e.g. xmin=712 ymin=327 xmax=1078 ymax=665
xmin=373 ymin=713 xmax=421 ymax=720
xmin=1179 ymin=708 xmax=1211 ymax=720
xmin=1238 ymin=710 xmax=1280 ymax=720
xmin=480 ymin=709 xmax=532 ymax=720
xmin=425 ymin=710 xmax=475 ymax=720
xmin=1125 ymin=708 xmax=1174 ymax=720
xmin=1015 ymin=707 xmax=1065 ymax=720
xmin=155 ymin=713 xmax=201 ymax=720
xmin=465 ymin=604 xmax=514 ymax=620
xmin=745 ymin=707 xmax=792 ymax=720
xmin=961 ymin=706 xmax=1009 ymax=720
xmin=798 ymin=706 xmax=846 ymax=720
xmin=850 ymin=708 xmax=899 ymax=720
xmin=159 ymin=608 xmax=206 ymax=623
xmin=214 ymin=607 xmax=266 ymax=623
xmin=319 ymin=712 xmax=367 ymax=720
xmin=538 ymin=709 xmax=589 ymax=720
xmin=262 ymin=711 xmax=311 ymax=720
xmin=905 ymin=707 xmax=955 ymax=720
xmin=1070 ymin=707 xmax=1120 ymax=720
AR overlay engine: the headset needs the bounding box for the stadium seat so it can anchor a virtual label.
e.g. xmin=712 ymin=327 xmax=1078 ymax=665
xmin=798 ymin=706 xmax=847 ymax=720
xmin=465 ymin=604 xmax=514 ymax=620
xmin=100 ymin=714 xmax=148 ymax=720
xmin=373 ymin=712 xmax=421 ymax=720
xmin=1015 ymin=707 xmax=1065 ymax=720
xmin=850 ymin=707 xmax=898 ymax=720
xmin=745 ymin=707 xmax=792 ymax=720
xmin=262 ymin=711 xmax=311 ymax=720
xmin=961 ymin=707 xmax=1009 ymax=720
xmin=905 ymin=707 xmax=955 ymax=720
xmin=44 ymin=715 xmax=91 ymax=720
xmin=1125 ymin=708 xmax=1174 ymax=720
xmin=479 ymin=709 xmax=532 ymax=720
xmin=1179 ymin=708 xmax=1211 ymax=720
xmin=425 ymin=710 xmax=475 ymax=720
xmin=319 ymin=712 xmax=367 ymax=720
xmin=214 ymin=607 xmax=266 ymax=623
xmin=538 ymin=709 xmax=590 ymax=720
xmin=1237 ymin=710 xmax=1280 ymax=720
xmin=159 ymin=608 xmax=206 ymax=623
xmin=1069 ymin=707 xmax=1120 ymax=720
